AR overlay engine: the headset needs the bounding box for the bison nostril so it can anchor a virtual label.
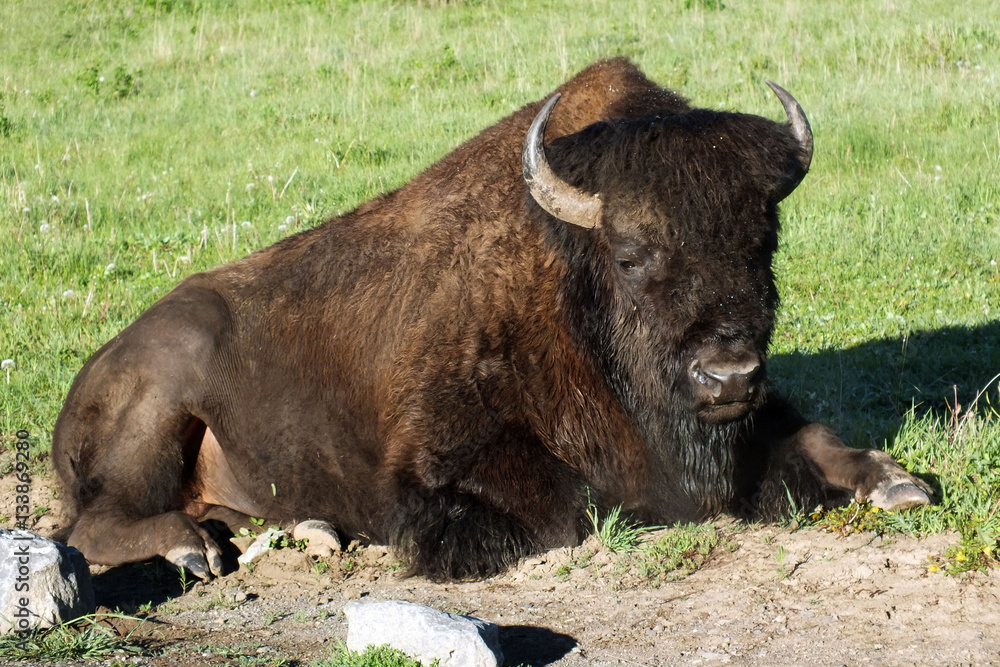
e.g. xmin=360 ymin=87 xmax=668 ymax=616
xmin=689 ymin=362 xmax=723 ymax=398
xmin=690 ymin=357 xmax=761 ymax=403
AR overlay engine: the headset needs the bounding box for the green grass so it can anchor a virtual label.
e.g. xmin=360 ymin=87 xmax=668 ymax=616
xmin=1 ymin=0 xmax=999 ymax=561
xmin=0 ymin=614 xmax=147 ymax=662
xmin=310 ymin=641 xmax=434 ymax=667
xmin=633 ymin=523 xmax=731 ymax=583
xmin=587 ymin=502 xmax=656 ymax=553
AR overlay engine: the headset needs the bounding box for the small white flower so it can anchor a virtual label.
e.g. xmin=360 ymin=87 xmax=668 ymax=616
xmin=51 ymin=195 xmax=60 ymax=203
xmin=268 ymin=175 xmax=274 ymax=183
xmin=63 ymin=289 xmax=75 ymax=298
xmin=241 ymin=220 xmax=252 ymax=228
xmin=1 ymin=358 xmax=13 ymax=383
xmin=285 ymin=215 xmax=295 ymax=224
xmin=104 ymin=263 xmax=115 ymax=276
xmin=179 ymin=255 xmax=190 ymax=263
xmin=39 ymin=222 xmax=51 ymax=233
xmin=935 ymin=165 xmax=942 ymax=171
xmin=246 ymin=183 xmax=255 ymax=191
xmin=22 ymin=207 xmax=30 ymax=213
xmin=410 ymin=84 xmax=417 ymax=91
xmin=278 ymin=224 xmax=288 ymax=232
xmin=250 ymin=89 xmax=258 ymax=97
xmin=99 ymin=76 xmax=105 ymax=82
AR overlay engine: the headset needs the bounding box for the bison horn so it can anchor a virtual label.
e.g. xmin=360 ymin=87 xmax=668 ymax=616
xmin=522 ymin=94 xmax=603 ymax=229
xmin=766 ymin=81 xmax=813 ymax=201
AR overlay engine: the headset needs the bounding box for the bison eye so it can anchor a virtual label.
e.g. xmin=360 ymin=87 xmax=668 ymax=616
xmin=612 ymin=242 xmax=658 ymax=283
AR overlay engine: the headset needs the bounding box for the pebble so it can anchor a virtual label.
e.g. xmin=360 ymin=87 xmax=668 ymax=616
xmin=226 ymin=589 xmax=248 ymax=603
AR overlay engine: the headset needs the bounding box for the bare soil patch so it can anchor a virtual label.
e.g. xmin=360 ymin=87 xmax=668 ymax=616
xmin=4 ymin=474 xmax=999 ymax=666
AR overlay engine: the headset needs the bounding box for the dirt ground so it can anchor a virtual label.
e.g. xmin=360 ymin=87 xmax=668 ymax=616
xmin=4 ymin=473 xmax=1000 ymax=666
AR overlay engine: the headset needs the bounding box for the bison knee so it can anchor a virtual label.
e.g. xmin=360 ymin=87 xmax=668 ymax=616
xmin=388 ymin=489 xmax=538 ymax=581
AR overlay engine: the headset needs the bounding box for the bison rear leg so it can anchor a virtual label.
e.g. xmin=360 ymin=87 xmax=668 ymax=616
xmin=52 ymin=290 xmax=236 ymax=579
xmin=66 ymin=510 xmax=225 ymax=580
xmin=56 ymin=417 xmax=228 ymax=580
xmin=291 ymin=520 xmax=343 ymax=557
xmin=55 ymin=410 xmax=227 ymax=579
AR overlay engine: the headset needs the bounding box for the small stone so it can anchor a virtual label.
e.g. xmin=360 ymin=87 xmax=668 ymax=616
xmin=0 ymin=529 xmax=95 ymax=634
xmin=237 ymin=528 xmax=285 ymax=565
xmin=225 ymin=589 xmax=247 ymax=604
xmin=344 ymin=599 xmax=503 ymax=667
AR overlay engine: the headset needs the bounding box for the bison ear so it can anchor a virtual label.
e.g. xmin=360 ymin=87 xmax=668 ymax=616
xmin=766 ymin=82 xmax=813 ymax=202
xmin=522 ymin=94 xmax=604 ymax=229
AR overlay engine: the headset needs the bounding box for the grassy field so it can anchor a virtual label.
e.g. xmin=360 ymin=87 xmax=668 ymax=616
xmin=1 ymin=0 xmax=999 ymax=564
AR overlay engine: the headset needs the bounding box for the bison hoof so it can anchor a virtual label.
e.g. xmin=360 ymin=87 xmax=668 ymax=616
xmin=292 ymin=520 xmax=342 ymax=557
xmin=165 ymin=543 xmax=225 ymax=580
xmin=868 ymin=480 xmax=933 ymax=511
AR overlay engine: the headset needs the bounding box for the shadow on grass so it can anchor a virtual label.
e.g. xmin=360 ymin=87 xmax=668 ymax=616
xmin=770 ymin=320 xmax=1000 ymax=447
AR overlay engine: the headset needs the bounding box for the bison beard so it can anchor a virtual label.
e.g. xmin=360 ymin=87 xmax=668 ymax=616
xmin=52 ymin=58 xmax=932 ymax=582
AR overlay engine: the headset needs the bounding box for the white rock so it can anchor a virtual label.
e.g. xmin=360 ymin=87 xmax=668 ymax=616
xmin=0 ymin=529 xmax=95 ymax=634
xmin=237 ymin=527 xmax=285 ymax=565
xmin=344 ymin=599 xmax=503 ymax=667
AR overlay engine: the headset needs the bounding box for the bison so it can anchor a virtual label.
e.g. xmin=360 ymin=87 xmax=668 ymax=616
xmin=52 ymin=58 xmax=931 ymax=581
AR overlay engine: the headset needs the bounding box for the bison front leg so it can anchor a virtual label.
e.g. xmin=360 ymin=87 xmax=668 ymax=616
xmin=382 ymin=428 xmax=585 ymax=581
xmin=741 ymin=398 xmax=933 ymax=518
xmin=387 ymin=483 xmax=540 ymax=581
xmin=791 ymin=423 xmax=933 ymax=509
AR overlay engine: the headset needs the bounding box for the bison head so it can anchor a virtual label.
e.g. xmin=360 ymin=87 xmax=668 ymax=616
xmin=523 ymin=84 xmax=812 ymax=425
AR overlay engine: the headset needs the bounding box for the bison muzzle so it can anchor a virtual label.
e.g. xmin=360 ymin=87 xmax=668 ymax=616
xmin=52 ymin=58 xmax=932 ymax=581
